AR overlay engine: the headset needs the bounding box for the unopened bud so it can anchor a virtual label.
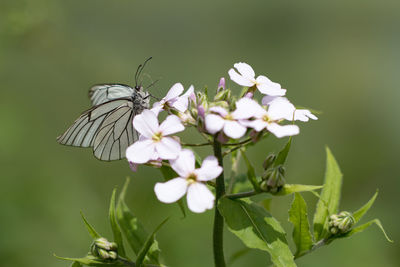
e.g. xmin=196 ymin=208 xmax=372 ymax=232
xmin=217 ymin=77 xmax=226 ymax=92
xmin=214 ymin=89 xmax=231 ymax=102
xmin=91 ymin=237 xmax=118 ymax=261
xmin=328 ymin=211 xmax=355 ymax=235
xmin=260 ymin=166 xmax=285 ymax=193
xmin=263 ymin=154 xmax=276 ymax=170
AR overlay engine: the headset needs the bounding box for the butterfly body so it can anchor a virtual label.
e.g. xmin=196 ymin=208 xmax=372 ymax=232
xmin=57 ymin=84 xmax=150 ymax=161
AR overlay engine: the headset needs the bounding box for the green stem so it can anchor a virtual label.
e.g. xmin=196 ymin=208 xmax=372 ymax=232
xmin=212 ymin=138 xmax=226 ymax=267
xmin=225 ymin=190 xmax=258 ymax=199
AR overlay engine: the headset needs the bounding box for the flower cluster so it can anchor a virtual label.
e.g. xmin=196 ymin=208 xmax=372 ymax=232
xmin=126 ymin=62 xmax=317 ymax=213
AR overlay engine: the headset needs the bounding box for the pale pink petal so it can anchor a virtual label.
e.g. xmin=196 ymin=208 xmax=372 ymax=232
xmin=205 ymin=114 xmax=225 ymax=134
xmin=228 ymin=69 xmax=254 ymax=87
xmin=126 ymin=139 xmax=156 ymax=163
xmin=187 ymin=183 xmax=215 ymax=213
xmin=268 ymin=97 xmax=296 ymax=121
xmin=132 ymin=110 xmax=159 ymax=138
xmin=234 ymin=62 xmax=255 ymax=79
xmin=209 ymin=106 xmax=228 ymax=117
xmin=256 ymin=76 xmax=286 ymax=96
xmin=165 ymin=83 xmax=184 ymax=101
xmin=242 ymin=119 xmax=268 ymax=132
xmin=261 ymin=95 xmax=279 ymax=106
xmin=173 ymin=97 xmax=189 ymax=112
xmin=151 ymin=102 xmax=164 ymax=116
xmin=223 ymin=120 xmax=247 ymax=139
xmin=159 ymin=115 xmax=185 ymax=135
xmin=154 ymin=178 xmax=188 ymax=203
xmin=196 ymin=156 xmax=222 ymax=181
xmin=155 ymin=137 xmax=181 ymax=160
xmin=267 ymin=123 xmax=299 ymax=138
xmin=170 ymin=149 xmax=195 ymax=178
xmin=218 ymin=77 xmax=225 ymax=90
xmin=294 ymin=109 xmax=318 ymax=122
xmin=232 ymin=98 xmax=266 ymax=119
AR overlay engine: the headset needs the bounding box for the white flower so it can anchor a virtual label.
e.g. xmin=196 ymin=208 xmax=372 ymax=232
xmin=154 ymin=149 xmax=222 ymax=213
xmin=204 ymin=106 xmax=249 ymax=139
xmin=152 ymin=83 xmax=194 ymax=115
xmin=236 ymin=98 xmax=300 ymax=138
xmin=228 ymin=62 xmax=286 ymax=96
xmin=126 ymin=110 xmax=185 ymax=164
xmin=262 ymin=96 xmax=318 ymax=122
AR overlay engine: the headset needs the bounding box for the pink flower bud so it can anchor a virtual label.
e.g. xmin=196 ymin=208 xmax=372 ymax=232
xmin=218 ymin=77 xmax=225 ymax=91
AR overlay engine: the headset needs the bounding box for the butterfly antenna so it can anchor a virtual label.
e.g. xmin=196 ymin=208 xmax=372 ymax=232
xmin=145 ymin=93 xmax=161 ymax=101
xmin=145 ymin=79 xmax=159 ymax=90
xmin=134 ymin=64 xmax=143 ymax=87
xmin=137 ymin=57 xmax=152 ymax=85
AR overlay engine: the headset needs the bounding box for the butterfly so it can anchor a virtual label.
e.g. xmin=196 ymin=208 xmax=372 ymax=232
xmin=57 ymin=58 xmax=153 ymax=161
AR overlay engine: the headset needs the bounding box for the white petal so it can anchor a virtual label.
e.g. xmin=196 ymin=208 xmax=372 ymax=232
xmin=294 ymin=109 xmax=318 ymax=122
xmin=151 ymin=102 xmax=164 ymax=116
xmin=232 ymin=97 xmax=266 ymax=119
xmin=126 ymin=139 xmax=156 ymax=163
xmin=170 ymin=149 xmax=195 ymax=178
xmin=173 ymin=97 xmax=189 ymax=112
xmin=155 ymin=137 xmax=181 ymax=159
xmin=234 ymin=62 xmax=256 ymax=79
xmin=209 ymin=106 xmax=228 ymax=117
xmin=223 ymin=120 xmax=247 ymax=139
xmin=256 ymin=76 xmax=286 ymax=96
xmin=267 ymin=123 xmax=299 ymax=138
xmin=205 ymin=114 xmax=225 ymax=134
xmin=228 ymin=69 xmax=254 ymax=87
xmin=132 ymin=110 xmax=159 ymax=138
xmin=261 ymin=95 xmax=279 ymax=106
xmin=154 ymin=178 xmax=188 ymax=203
xmin=159 ymin=115 xmax=185 ymax=135
xmin=164 ymin=83 xmax=184 ymax=101
xmin=242 ymin=119 xmax=268 ymax=132
xmin=187 ymin=183 xmax=215 ymax=213
xmin=268 ymin=97 xmax=296 ymax=121
xmin=196 ymin=156 xmax=223 ymax=181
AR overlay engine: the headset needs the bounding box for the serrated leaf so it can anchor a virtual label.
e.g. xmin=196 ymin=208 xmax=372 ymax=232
xmin=116 ymin=178 xmax=160 ymax=264
xmin=273 ymin=137 xmax=292 ymax=167
xmin=240 ymin=150 xmax=261 ymax=192
xmin=218 ymin=197 xmax=296 ymax=267
xmin=55 ymin=254 xmax=125 ymax=266
xmin=289 ymin=193 xmax=313 ymax=257
xmin=337 ymin=219 xmax=393 ymax=242
xmin=274 ymin=184 xmax=323 ymax=196
xmin=159 ymin=166 xmax=186 ymax=218
xmin=353 ymin=190 xmax=378 ymax=223
xmin=313 ymin=147 xmax=343 ymax=241
xmin=109 ymin=188 xmax=126 ymax=257
xmin=80 ymin=212 xmax=101 ymax=239
xmin=136 ymin=218 xmax=169 ymax=267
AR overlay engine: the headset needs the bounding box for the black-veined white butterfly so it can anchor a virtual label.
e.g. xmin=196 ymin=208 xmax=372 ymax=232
xmin=57 ymin=58 xmax=153 ymax=161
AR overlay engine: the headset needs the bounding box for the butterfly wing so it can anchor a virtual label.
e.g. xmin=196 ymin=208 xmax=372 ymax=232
xmin=89 ymin=84 xmax=134 ymax=106
xmin=57 ymin=98 xmax=137 ymax=161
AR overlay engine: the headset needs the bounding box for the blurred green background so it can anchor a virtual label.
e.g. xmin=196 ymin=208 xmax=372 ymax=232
xmin=1 ymin=0 xmax=399 ymax=266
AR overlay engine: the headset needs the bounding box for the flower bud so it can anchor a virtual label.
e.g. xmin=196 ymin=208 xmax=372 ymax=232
xmin=260 ymin=166 xmax=285 ymax=193
xmin=328 ymin=211 xmax=355 ymax=235
xmin=214 ymin=89 xmax=231 ymax=102
xmin=217 ymin=77 xmax=226 ymax=92
xmin=91 ymin=237 xmax=118 ymax=261
xmin=263 ymin=154 xmax=276 ymax=170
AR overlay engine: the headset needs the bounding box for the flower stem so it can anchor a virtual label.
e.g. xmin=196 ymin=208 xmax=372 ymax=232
xmin=212 ymin=138 xmax=226 ymax=267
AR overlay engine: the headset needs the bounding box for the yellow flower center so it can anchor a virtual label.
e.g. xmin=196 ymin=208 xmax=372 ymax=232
xmin=187 ymin=173 xmax=197 ymax=184
xmin=152 ymin=132 xmax=163 ymax=142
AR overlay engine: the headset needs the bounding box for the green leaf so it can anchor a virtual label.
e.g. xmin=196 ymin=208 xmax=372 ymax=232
xmin=337 ymin=219 xmax=393 ymax=242
xmin=273 ymin=137 xmax=292 ymax=167
xmin=116 ymin=178 xmax=160 ymax=264
xmin=80 ymin=212 xmax=101 ymax=239
xmin=240 ymin=150 xmax=261 ymax=192
xmin=55 ymin=254 xmax=125 ymax=266
xmin=274 ymin=184 xmax=323 ymax=196
xmin=313 ymin=147 xmax=343 ymax=241
xmin=218 ymin=197 xmax=296 ymax=267
xmin=136 ymin=218 xmax=169 ymax=267
xmin=353 ymin=190 xmax=378 ymax=223
xmin=288 ymin=193 xmax=313 ymax=257
xmin=159 ymin=166 xmax=186 ymax=218
xmin=228 ymin=248 xmax=252 ymax=265
xmin=109 ymin=188 xmax=126 ymax=257
xmin=70 ymin=262 xmax=83 ymax=267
